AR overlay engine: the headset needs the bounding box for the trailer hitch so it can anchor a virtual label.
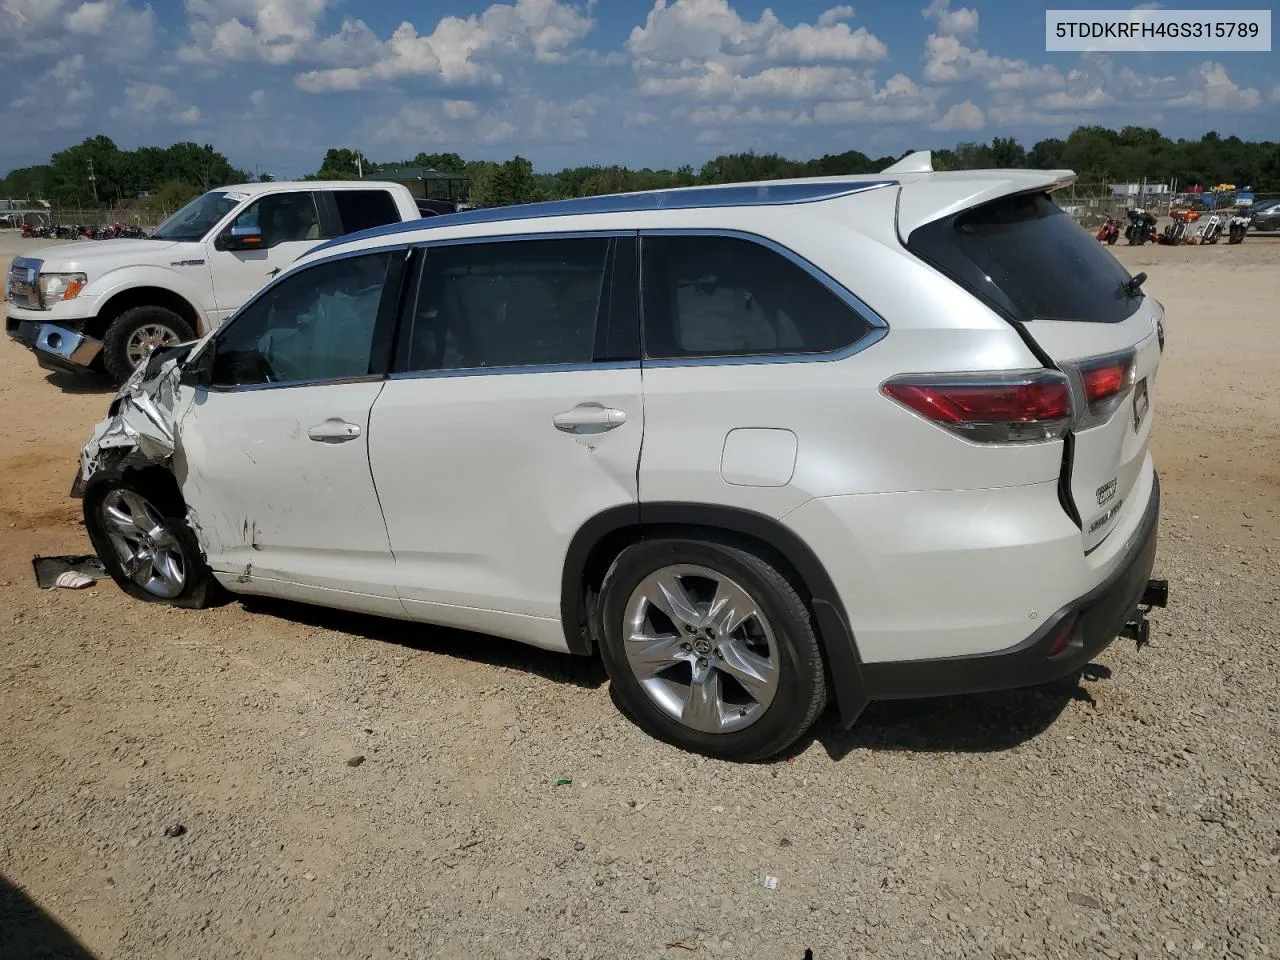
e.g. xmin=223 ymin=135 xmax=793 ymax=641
xmin=1121 ymin=578 xmax=1169 ymax=649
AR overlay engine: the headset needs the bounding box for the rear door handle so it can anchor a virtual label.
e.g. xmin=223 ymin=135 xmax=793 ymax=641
xmin=307 ymin=419 xmax=362 ymax=443
xmin=552 ymin=403 xmax=628 ymax=434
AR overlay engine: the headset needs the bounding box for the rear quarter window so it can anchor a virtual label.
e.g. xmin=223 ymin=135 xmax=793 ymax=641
xmin=907 ymin=191 xmax=1142 ymax=324
xmin=333 ymin=190 xmax=401 ymax=234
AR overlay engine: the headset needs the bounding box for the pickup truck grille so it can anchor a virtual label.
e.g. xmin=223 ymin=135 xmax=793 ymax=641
xmin=5 ymin=257 xmax=42 ymax=310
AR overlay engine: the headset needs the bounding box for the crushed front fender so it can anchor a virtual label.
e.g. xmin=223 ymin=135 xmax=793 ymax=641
xmin=79 ymin=343 xmax=193 ymax=483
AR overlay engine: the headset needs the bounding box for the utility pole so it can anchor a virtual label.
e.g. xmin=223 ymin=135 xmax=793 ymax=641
xmin=355 ymin=151 xmax=363 ymax=179
xmin=87 ymin=159 xmax=98 ymax=203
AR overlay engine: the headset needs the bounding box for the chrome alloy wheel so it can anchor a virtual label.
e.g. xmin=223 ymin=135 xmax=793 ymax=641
xmin=622 ymin=564 xmax=781 ymax=734
xmin=125 ymin=323 xmax=180 ymax=368
xmin=99 ymin=489 xmax=187 ymax=599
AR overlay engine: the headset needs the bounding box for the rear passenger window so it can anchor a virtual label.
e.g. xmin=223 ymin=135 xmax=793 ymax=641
xmin=333 ymin=190 xmax=401 ymax=234
xmin=405 ymin=238 xmax=609 ymax=372
xmin=641 ymin=235 xmax=872 ymax=359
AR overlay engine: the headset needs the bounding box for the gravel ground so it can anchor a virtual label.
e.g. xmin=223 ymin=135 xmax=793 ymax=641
xmin=1 ymin=232 xmax=1278 ymax=959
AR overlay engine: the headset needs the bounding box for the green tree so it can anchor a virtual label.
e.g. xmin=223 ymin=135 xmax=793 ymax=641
xmin=1028 ymin=138 xmax=1066 ymax=169
xmin=472 ymin=156 xmax=541 ymax=207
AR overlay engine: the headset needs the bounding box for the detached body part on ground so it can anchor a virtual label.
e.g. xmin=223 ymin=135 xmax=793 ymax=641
xmin=76 ymin=154 xmax=1169 ymax=761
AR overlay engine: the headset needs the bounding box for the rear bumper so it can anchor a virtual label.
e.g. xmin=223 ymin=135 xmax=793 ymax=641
xmin=861 ymin=473 xmax=1160 ymax=700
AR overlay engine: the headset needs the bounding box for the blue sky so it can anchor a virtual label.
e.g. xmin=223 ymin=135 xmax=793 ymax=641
xmin=1 ymin=0 xmax=1276 ymax=178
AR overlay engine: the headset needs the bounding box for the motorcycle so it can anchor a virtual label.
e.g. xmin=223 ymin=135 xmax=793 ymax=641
xmin=1095 ymin=217 xmax=1123 ymax=245
xmin=1198 ymin=215 xmax=1224 ymax=244
xmin=1228 ymin=214 xmax=1249 ymax=244
xmin=1125 ymin=208 xmax=1158 ymax=245
xmin=1158 ymin=209 xmax=1199 ymax=245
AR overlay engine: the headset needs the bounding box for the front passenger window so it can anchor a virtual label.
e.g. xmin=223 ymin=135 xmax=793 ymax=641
xmin=211 ymin=253 xmax=393 ymax=387
xmin=229 ymin=192 xmax=323 ymax=248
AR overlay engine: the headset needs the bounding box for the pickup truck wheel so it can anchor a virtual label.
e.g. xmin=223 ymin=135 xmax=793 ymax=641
xmin=102 ymin=306 xmax=194 ymax=383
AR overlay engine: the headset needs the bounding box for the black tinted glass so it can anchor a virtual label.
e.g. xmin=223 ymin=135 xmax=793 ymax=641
xmin=334 ymin=190 xmax=401 ymax=234
xmin=641 ymin=235 xmax=871 ymax=359
xmin=405 ymin=238 xmax=609 ymax=372
xmin=908 ymin=191 xmax=1141 ymax=324
xmin=212 ymin=252 xmax=393 ymax=387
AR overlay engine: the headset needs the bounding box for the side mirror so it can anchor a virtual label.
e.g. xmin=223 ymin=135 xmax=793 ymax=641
xmin=218 ymin=225 xmax=264 ymax=252
xmin=178 ymin=344 xmax=215 ymax=388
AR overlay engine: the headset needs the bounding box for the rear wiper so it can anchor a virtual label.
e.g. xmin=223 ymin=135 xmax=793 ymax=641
xmin=1123 ymin=272 xmax=1147 ymax=298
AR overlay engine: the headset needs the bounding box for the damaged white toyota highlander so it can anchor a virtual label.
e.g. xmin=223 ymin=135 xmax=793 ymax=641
xmin=76 ymin=153 xmax=1169 ymax=761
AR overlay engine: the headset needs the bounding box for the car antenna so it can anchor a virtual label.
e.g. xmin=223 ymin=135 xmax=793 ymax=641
xmin=1123 ymin=272 xmax=1147 ymax=297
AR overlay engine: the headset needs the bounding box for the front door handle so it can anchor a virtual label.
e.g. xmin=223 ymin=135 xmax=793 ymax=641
xmin=307 ymin=419 xmax=361 ymax=443
xmin=552 ymin=403 xmax=628 ymax=434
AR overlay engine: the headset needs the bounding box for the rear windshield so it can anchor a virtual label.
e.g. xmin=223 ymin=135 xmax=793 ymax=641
xmin=907 ymin=191 xmax=1141 ymax=324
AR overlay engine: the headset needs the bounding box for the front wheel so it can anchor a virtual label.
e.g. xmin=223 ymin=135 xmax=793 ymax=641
xmin=598 ymin=538 xmax=827 ymax=761
xmin=84 ymin=474 xmax=223 ymax=608
xmin=101 ymin=306 xmax=195 ymax=384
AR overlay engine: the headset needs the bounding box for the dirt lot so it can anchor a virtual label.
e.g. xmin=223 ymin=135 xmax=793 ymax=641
xmin=1 ymin=230 xmax=1277 ymax=960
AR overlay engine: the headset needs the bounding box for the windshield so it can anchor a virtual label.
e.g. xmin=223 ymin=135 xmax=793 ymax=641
xmin=151 ymin=191 xmax=243 ymax=242
xmin=908 ymin=191 xmax=1141 ymax=324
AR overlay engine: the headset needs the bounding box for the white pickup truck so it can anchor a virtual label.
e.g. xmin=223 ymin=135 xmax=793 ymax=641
xmin=5 ymin=181 xmax=423 ymax=382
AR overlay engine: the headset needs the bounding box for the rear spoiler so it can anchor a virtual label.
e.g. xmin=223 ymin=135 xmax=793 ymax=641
xmin=895 ymin=166 xmax=1077 ymax=242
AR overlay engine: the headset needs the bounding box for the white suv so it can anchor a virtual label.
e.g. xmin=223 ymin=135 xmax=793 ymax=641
xmin=77 ymin=153 xmax=1167 ymax=760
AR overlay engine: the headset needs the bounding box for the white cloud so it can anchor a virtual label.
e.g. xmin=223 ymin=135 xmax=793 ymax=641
xmin=294 ymin=0 xmax=595 ymax=91
xmin=119 ymin=81 xmax=176 ymax=116
xmin=639 ymin=64 xmax=877 ymax=100
xmin=931 ymin=98 xmax=984 ymax=130
xmin=924 ymin=34 xmax=1064 ymax=89
xmin=179 ymin=0 xmax=334 ymax=63
xmin=1166 ymin=61 xmax=1262 ymax=112
xmin=1037 ymin=87 xmax=1110 ymax=111
xmin=627 ymin=0 xmax=887 ymax=69
xmin=64 ymin=1 xmax=110 ymax=33
xmin=9 ymin=53 xmax=92 ymax=115
xmin=811 ymin=74 xmax=937 ymax=124
xmin=248 ymin=88 xmax=267 ymax=107
xmin=922 ymin=0 xmax=978 ymax=37
xmin=371 ymin=103 xmax=447 ymax=143
xmin=173 ymin=105 xmax=204 ymax=124
xmin=685 ymin=104 xmax=813 ymax=127
xmin=442 ymin=99 xmax=479 ymax=119
xmin=1 ymin=0 xmax=153 ymax=58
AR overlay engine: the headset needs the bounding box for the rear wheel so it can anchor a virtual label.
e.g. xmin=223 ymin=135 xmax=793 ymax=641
xmin=598 ymin=538 xmax=826 ymax=761
xmin=101 ymin=306 xmax=194 ymax=383
xmin=84 ymin=475 xmax=223 ymax=608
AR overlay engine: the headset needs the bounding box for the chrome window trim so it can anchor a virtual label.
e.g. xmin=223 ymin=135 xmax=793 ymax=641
xmin=215 ymin=226 xmax=892 ymax=389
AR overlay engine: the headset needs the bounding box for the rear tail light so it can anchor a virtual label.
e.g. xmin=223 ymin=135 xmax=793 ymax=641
xmin=1069 ymin=349 xmax=1136 ymax=429
xmin=881 ymin=371 xmax=1073 ymax=444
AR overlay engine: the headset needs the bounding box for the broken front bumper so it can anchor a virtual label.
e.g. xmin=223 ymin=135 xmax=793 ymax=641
xmin=33 ymin=323 xmax=102 ymax=372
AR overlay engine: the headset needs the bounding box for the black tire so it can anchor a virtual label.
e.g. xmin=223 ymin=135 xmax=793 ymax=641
xmin=83 ymin=472 xmax=224 ymax=609
xmin=1106 ymin=234 xmax=1117 ymax=245
xmin=101 ymin=305 xmax=195 ymax=384
xmin=597 ymin=538 xmax=827 ymax=761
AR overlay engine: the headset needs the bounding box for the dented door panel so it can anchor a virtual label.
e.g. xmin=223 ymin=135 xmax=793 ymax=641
xmin=172 ymin=381 xmax=399 ymax=602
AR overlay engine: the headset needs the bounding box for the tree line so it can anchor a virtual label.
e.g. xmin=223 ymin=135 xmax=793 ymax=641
xmin=4 ymin=126 xmax=1278 ymax=213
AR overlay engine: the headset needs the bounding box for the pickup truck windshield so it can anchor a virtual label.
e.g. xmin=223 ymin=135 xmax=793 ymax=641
xmin=151 ymin=191 xmax=242 ymax=242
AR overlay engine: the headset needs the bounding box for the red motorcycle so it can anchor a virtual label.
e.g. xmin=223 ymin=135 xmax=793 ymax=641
xmin=1095 ymin=217 xmax=1123 ymax=245
xmin=1157 ymin=209 xmax=1199 ymax=245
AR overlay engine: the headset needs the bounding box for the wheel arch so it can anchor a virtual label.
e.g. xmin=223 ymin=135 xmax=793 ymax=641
xmin=562 ymin=502 xmax=870 ymax=727
xmin=88 ymin=286 xmax=202 ymax=341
